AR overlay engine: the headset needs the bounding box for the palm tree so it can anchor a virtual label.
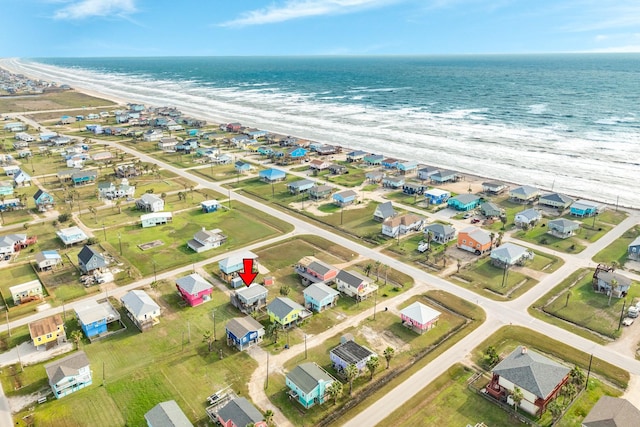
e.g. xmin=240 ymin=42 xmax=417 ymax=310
xmin=89 ymin=206 xmax=97 ymax=223
xmin=608 ymin=278 xmax=619 ymax=306
xmin=366 ymin=356 xmax=379 ymax=380
xmin=511 ymin=387 xmax=523 ymax=413
xmin=177 ymin=191 xmax=184 ymax=201
xmin=344 ymin=364 xmax=358 ymax=396
xmin=611 ymin=261 xmax=619 ymax=272
xmin=496 ymin=231 xmax=504 ymax=247
xmin=266 ymin=323 xmax=279 ymax=343
xmin=456 ymin=258 xmax=462 ymax=273
xmin=364 ymin=263 xmax=373 ymax=277
xmin=279 ymin=285 xmax=291 ymax=297
xmin=500 ymin=215 xmax=507 ymax=230
xmin=202 ymin=330 xmax=214 ymax=352
xmin=425 ymin=230 xmax=434 ymax=252
xmin=374 ymin=261 xmax=381 ymax=282
xmin=70 ymin=330 xmax=83 ymax=350
xmin=115 ymin=199 xmax=122 ymax=214
xmin=326 ymin=381 xmax=343 ymax=405
xmin=489 ymin=232 xmax=495 ymax=248
xmin=383 ymin=346 xmax=395 ymax=369
xmin=561 ymin=382 xmax=577 ymax=403
xmin=263 ymin=409 xmax=274 ymax=425
xmin=548 ymin=398 xmax=563 ymax=421
xmin=569 ymin=365 xmax=586 ymax=388
xmin=565 ymin=290 xmax=572 ymax=307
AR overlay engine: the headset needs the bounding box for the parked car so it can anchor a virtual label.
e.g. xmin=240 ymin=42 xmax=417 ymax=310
xmin=622 ymin=317 xmax=634 ymax=326
xmin=470 ymin=218 xmax=481 ymax=224
xmin=628 ymin=306 xmax=639 ymax=318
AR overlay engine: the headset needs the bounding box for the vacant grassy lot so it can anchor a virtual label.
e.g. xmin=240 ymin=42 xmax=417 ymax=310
xmin=449 ymin=256 xmax=538 ymax=300
xmin=513 ymin=222 xmax=587 ymax=254
xmin=106 ymin=201 xmax=292 ymax=277
xmin=0 ymin=91 xmax=115 ymax=113
xmin=530 ymin=268 xmax=638 ymax=340
xmin=593 ymin=225 xmax=640 ymax=265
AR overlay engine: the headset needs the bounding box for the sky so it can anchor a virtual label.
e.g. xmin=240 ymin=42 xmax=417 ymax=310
xmin=1 ymin=0 xmax=640 ymax=57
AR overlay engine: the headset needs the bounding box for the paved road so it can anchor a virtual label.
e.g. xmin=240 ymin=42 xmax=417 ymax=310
xmin=2 ymin=116 xmax=639 ymax=427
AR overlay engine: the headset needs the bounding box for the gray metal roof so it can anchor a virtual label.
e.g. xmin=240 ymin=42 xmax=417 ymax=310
xmin=45 ymin=351 xmax=90 ymax=386
xmin=539 ymin=192 xmax=574 ymax=205
xmin=424 ymin=223 xmax=455 ymax=237
xmin=235 ymin=284 xmax=268 ymax=301
xmin=582 ymin=396 xmax=640 ymax=427
xmin=451 ymin=194 xmax=480 ymax=204
xmin=226 ymin=316 xmax=264 ymax=338
xmin=307 ymin=260 xmax=335 ymax=276
xmin=594 ymin=270 xmax=632 ymax=288
xmin=492 ymin=346 xmax=570 ymax=400
xmin=330 ymin=340 xmax=375 ymax=365
xmin=286 ymin=362 xmax=334 ymax=395
xmin=217 ymin=398 xmax=264 ymax=427
xmin=490 ymin=243 xmax=529 ymax=263
xmin=516 ymin=208 xmax=541 ymax=221
xmin=629 ymin=236 xmax=640 ymax=248
xmin=175 ymin=273 xmax=213 ymax=294
xmin=374 ymin=201 xmax=396 ymax=219
xmin=399 ymin=302 xmax=441 ymax=324
xmin=120 ymin=290 xmax=159 ymax=318
xmin=510 ymin=185 xmax=539 ymax=197
xmin=267 ymin=297 xmax=304 ymax=319
xmin=548 ymin=218 xmax=580 ymax=231
xmin=303 ymin=282 xmax=339 ymax=302
xmin=144 ymin=400 xmax=193 ymax=427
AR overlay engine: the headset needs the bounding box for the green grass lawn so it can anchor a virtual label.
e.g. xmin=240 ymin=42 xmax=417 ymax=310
xmin=528 ymin=249 xmax=564 ymax=273
xmin=0 ymin=90 xmax=115 ymax=113
xmin=322 ymin=166 xmax=366 ymax=187
xmin=531 ymin=268 xmax=637 ymax=340
xmin=593 ymin=225 xmax=640 ymax=265
xmin=106 ymin=201 xmax=292 ymax=277
xmin=513 ymin=222 xmax=587 ymax=254
xmin=449 ymin=256 xmax=538 ymax=300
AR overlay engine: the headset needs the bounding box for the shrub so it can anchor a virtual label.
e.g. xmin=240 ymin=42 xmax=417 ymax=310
xmin=58 ymin=213 xmax=70 ymax=222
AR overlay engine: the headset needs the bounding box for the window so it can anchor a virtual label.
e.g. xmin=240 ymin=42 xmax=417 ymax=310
xmin=477 ymin=244 xmax=481 ymax=248
xmin=462 ymin=239 xmax=466 ymax=244
xmin=46 ymin=333 xmax=53 ymax=339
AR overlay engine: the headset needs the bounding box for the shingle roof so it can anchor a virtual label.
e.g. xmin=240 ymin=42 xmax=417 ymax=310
xmin=492 ymin=346 xmax=570 ymax=400
xmin=510 ymin=185 xmax=539 ymax=197
xmin=424 ymin=223 xmax=455 ymax=237
xmin=490 ymin=243 xmax=529 ymax=263
xmin=461 ymin=227 xmax=491 ymax=245
xmin=120 ymin=290 xmax=159 ymax=318
xmin=629 ymin=236 xmax=640 ymax=248
xmin=226 ymin=316 xmax=264 ymax=338
xmin=582 ymin=396 xmax=640 ymax=427
xmin=235 ymin=284 xmax=268 ymax=300
xmin=375 ymin=201 xmax=396 ymax=219
xmin=78 ymin=245 xmax=107 ymax=268
xmin=303 ymin=282 xmax=340 ymax=302
xmin=286 ymin=362 xmax=334 ymax=395
xmin=330 ymin=340 xmax=375 ymax=365
xmin=217 ymin=398 xmax=264 ymax=427
xmin=144 ymin=400 xmax=193 ymax=427
xmin=75 ymin=301 xmax=109 ymax=325
xmin=399 ymin=302 xmax=441 ymax=324
xmin=267 ymin=297 xmax=304 ymax=319
xmin=45 ymin=351 xmax=90 ymax=385
xmin=334 ymin=190 xmax=357 ymax=199
xmin=175 ymin=273 xmax=213 ymax=294
xmin=450 ymin=194 xmax=480 ymax=204
xmin=336 ymin=270 xmax=367 ymax=289
xmin=539 ymin=193 xmax=574 ymax=205
xmin=516 ymin=208 xmax=541 ymax=221
xmin=307 ymin=260 xmax=335 ymax=276
xmin=548 ymin=218 xmax=580 ymax=230
xmin=594 ymin=270 xmax=632 ymax=288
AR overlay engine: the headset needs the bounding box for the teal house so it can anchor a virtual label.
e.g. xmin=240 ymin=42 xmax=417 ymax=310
xmin=286 ymin=362 xmax=336 ymax=408
xmin=447 ymin=194 xmax=481 ymax=211
xmin=45 ymin=351 xmax=92 ymax=399
xmin=303 ymin=282 xmax=340 ymax=312
xmin=570 ymin=200 xmax=600 ymax=217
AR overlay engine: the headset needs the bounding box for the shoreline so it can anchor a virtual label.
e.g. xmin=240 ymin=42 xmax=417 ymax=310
xmin=1 ymin=59 xmax=638 ymax=212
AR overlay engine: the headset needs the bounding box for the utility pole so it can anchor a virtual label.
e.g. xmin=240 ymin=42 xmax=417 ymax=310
xmin=618 ymin=300 xmax=626 ymax=331
xmin=102 ymin=222 xmax=106 ymax=240
xmin=373 ymin=290 xmax=377 ymax=320
xmin=5 ymin=310 xmax=10 ymax=337
xmin=212 ymin=310 xmax=217 ymax=341
xmin=153 ymin=260 xmax=157 ymax=283
xmin=586 ymin=353 xmax=593 ymax=388
xmin=118 ymin=233 xmax=122 ymax=256
xmin=265 ymin=351 xmax=270 ymax=389
xmin=304 ymin=334 xmax=307 ymax=359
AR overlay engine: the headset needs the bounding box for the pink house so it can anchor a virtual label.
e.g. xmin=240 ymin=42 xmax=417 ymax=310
xmin=400 ymin=302 xmax=441 ymax=334
xmin=176 ymin=273 xmax=213 ymax=307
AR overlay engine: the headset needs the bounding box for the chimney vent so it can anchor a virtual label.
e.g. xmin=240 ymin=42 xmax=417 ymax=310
xmin=521 ymin=346 xmax=528 ymax=354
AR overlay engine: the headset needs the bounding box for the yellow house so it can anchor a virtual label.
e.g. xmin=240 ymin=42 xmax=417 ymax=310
xmin=29 ymin=314 xmax=65 ymax=348
xmin=266 ymin=297 xmax=310 ymax=328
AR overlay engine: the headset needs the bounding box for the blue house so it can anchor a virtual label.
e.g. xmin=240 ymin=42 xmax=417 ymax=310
xmin=288 ymin=179 xmax=315 ymax=194
xmin=33 ymin=189 xmax=55 ymax=212
xmin=381 ymin=158 xmax=399 ymax=169
xmin=201 ymin=199 xmax=220 ymax=213
xmin=176 ymin=139 xmax=199 ymax=152
xmin=45 ymin=351 xmax=92 ymax=399
xmin=75 ymin=301 xmax=110 ymax=339
xmin=346 ymin=150 xmax=367 ymax=162
xmin=259 ymin=168 xmax=286 ymax=183
xmin=424 ymin=188 xmax=450 ymax=205
xmin=234 ymin=161 xmax=252 ymax=173
xmin=286 ymin=363 xmax=336 ymax=409
xmin=382 ymin=176 xmax=405 ymax=188
xmin=303 ymin=282 xmax=340 ymax=312
xmin=397 ymin=161 xmax=418 ymax=175
xmin=332 ymin=190 xmax=357 ymax=207
xmin=71 ymin=170 xmax=97 ymax=186
xmin=363 ymin=154 xmax=384 ymax=165
xmin=287 ymin=147 xmax=308 ymax=160
xmin=447 ymin=194 xmax=481 ymax=211
xmin=225 ymin=316 xmax=265 ymax=351
xmin=257 ymin=146 xmax=274 ymax=156
xmin=570 ymin=200 xmax=601 ymax=217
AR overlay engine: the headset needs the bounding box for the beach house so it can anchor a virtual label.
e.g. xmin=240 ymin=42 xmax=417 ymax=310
xmin=218 ymin=251 xmax=259 ymax=282
xmin=286 ymin=362 xmax=336 ymax=409
xmin=486 ymin=346 xmax=570 ymax=415
xmin=216 ymin=398 xmax=267 ymax=427
xmin=430 ymin=170 xmax=459 ymax=183
xmin=330 ymin=338 xmax=376 ymax=375
xmin=145 ymin=401 xmax=193 ymax=427
xmin=482 ymin=181 xmax=508 ymax=194
xmin=176 ymin=273 xmax=213 ymax=306
xmin=447 ymin=194 xmax=481 ymax=211
xmin=333 ymin=190 xmax=357 ymax=207
xmin=10 ymin=280 xmax=43 ymax=305
xmin=303 ymin=282 xmax=340 ymax=312
xmin=296 ymin=257 xmax=339 ymax=285
xmin=538 ymin=193 xmax=574 ymax=210
xmin=75 ymin=300 xmax=120 ymax=339
xmin=225 ymin=316 xmax=265 ymax=351
xmin=140 ymin=212 xmax=173 ymax=228
xmin=423 ymin=223 xmax=456 ymax=244
xmin=187 ymin=228 xmax=226 ymax=252
xmin=230 ymin=284 xmax=268 ymax=314
xmin=514 ymin=208 xmax=542 ymax=228
xmin=267 ymin=297 xmax=310 ymax=328
xmin=288 ymin=179 xmax=315 ymax=194
xmin=629 ymin=237 xmax=640 ymax=261
xmin=490 ymin=243 xmax=534 ymax=267
xmin=547 ymin=218 xmax=581 ymax=239
xmin=309 ymin=184 xmax=333 ymax=200
xmin=509 ymin=185 xmax=540 ymax=203
xmin=136 ymin=193 xmax=164 ymax=212
xmin=400 ymin=302 xmax=441 ymax=334
xmin=336 ymin=270 xmax=378 ymax=301
xmin=29 ymin=314 xmax=65 ymax=349
xmin=424 ymin=188 xmax=450 ymax=205
xmin=457 ymin=227 xmax=492 ymax=255
xmin=33 ymin=189 xmax=55 ymax=211
xmin=120 ymin=290 xmax=161 ymax=332
xmin=34 ymin=250 xmax=63 ymax=271
xmin=77 ymin=245 xmax=107 ymax=274
xmin=373 ymin=201 xmax=397 ymax=222
xmin=382 ymin=213 xmax=424 ymax=237
xmin=45 ymin=351 xmax=92 ymax=399
xmin=480 ymin=202 xmax=504 ymax=218
xmin=592 ymin=265 xmax=631 ymax=299
xmin=582 ymin=396 xmax=640 ymax=427
xmin=570 ymin=200 xmax=602 ymax=217
xmin=56 ymin=226 xmax=88 ymax=246
xmin=259 ymin=168 xmax=286 ymax=183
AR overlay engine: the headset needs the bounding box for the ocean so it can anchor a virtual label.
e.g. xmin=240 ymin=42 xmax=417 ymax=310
xmin=5 ymin=55 xmax=640 ymax=207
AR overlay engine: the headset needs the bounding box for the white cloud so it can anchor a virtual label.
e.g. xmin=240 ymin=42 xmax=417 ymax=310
xmin=219 ymin=0 xmax=400 ymax=27
xmin=588 ymin=45 xmax=640 ymax=53
xmin=54 ymin=0 xmax=137 ymax=20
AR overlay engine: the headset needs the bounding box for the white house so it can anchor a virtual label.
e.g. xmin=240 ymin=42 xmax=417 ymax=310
xmin=187 ymin=228 xmax=227 ymax=253
xmin=335 ymin=270 xmax=378 ymax=301
xmin=120 ymin=290 xmax=161 ymax=332
xmin=136 ymin=193 xmax=164 ymax=212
